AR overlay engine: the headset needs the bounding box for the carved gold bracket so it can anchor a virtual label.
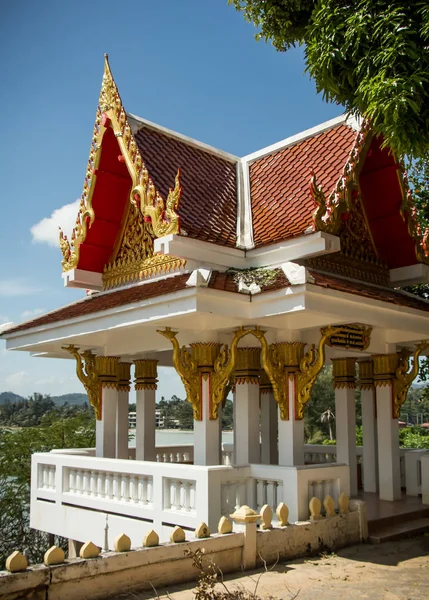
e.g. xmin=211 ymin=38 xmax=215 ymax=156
xmin=158 ymin=328 xmax=253 ymax=420
xmin=157 ymin=328 xmax=201 ymax=419
xmin=295 ymin=326 xmax=345 ymax=420
xmin=393 ymin=341 xmax=428 ymax=418
xmin=211 ymin=329 xmax=253 ymax=419
xmin=250 ymin=327 xmax=289 ymax=419
xmin=62 ymin=345 xmax=101 ymax=419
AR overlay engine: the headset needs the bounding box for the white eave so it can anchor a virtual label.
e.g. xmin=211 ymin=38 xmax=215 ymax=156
xmin=390 ymin=263 xmax=429 ymax=287
xmin=154 ymin=231 xmax=341 ymax=271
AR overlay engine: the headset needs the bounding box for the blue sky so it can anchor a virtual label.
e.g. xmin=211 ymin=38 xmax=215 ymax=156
xmin=0 ymin=0 xmax=342 ymax=400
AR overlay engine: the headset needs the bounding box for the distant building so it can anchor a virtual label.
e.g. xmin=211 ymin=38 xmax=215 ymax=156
xmin=129 ymin=409 xmax=164 ymax=429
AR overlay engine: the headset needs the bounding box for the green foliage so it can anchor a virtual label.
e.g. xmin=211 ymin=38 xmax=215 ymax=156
xmin=0 ymin=407 xmax=95 ymax=568
xmin=155 ymin=396 xmax=234 ymax=430
xmin=399 ymin=425 xmax=429 ymax=448
xmin=230 ymin=1 xmax=429 ymax=158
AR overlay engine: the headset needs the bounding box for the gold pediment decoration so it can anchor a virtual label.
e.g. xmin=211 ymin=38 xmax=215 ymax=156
xmin=309 ymin=121 xmax=391 ymax=285
xmin=399 ymin=170 xmax=429 ymax=266
xmin=60 ymin=55 xmax=181 ymax=285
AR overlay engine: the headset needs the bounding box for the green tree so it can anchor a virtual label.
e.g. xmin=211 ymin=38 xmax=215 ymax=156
xmin=230 ymin=1 xmax=429 ymax=158
xmin=0 ymin=409 xmax=95 ymax=568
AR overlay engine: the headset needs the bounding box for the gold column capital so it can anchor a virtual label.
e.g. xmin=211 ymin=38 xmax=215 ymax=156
xmin=357 ymin=359 xmax=374 ymax=390
xmin=235 ymin=347 xmax=261 ymax=384
xmin=331 ymin=357 xmax=357 ymax=389
xmin=190 ymin=342 xmax=223 ymax=375
xmin=95 ymin=356 xmax=120 ymax=389
xmin=372 ymin=353 xmax=399 ymax=387
xmin=134 ymin=359 xmax=158 ymax=390
xmin=273 ymin=341 xmax=307 ymax=376
xmin=118 ymin=362 xmax=132 ymax=391
xmin=259 ymin=369 xmax=273 ymax=394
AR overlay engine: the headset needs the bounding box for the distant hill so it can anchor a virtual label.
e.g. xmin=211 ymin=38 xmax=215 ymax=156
xmin=0 ymin=391 xmax=24 ymax=405
xmin=51 ymin=393 xmax=89 ymax=406
xmin=0 ymin=392 xmax=89 ymax=406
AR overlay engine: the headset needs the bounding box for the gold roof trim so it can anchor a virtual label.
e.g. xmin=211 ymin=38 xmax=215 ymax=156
xmin=60 ymin=55 xmax=181 ymax=280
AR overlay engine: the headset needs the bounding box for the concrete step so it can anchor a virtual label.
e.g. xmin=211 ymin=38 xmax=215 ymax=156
xmin=367 ymin=507 xmax=429 ymax=533
xmin=368 ymin=517 xmax=429 ymax=544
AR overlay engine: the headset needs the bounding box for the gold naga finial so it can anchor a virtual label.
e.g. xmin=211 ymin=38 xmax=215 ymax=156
xmin=393 ymin=340 xmax=429 ymax=418
xmin=143 ymin=169 xmax=182 ymax=238
xmin=157 ymin=328 xmax=201 ymax=419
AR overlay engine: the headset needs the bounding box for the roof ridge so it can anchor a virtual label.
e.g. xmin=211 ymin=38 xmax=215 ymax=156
xmin=127 ymin=113 xmax=239 ymax=163
xmin=242 ymin=114 xmax=355 ymax=164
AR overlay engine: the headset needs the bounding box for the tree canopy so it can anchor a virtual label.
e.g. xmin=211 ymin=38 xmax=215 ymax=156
xmin=230 ymin=1 xmax=429 ymax=158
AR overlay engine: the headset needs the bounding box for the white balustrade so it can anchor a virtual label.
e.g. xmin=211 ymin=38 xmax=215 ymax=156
xmin=155 ymin=445 xmax=194 ymax=463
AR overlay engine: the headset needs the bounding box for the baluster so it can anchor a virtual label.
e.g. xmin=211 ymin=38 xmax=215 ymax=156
xmin=98 ymin=472 xmax=106 ymax=498
xmin=105 ymin=473 xmax=112 ymax=499
xmin=266 ymin=480 xmax=275 ymax=509
xmin=75 ymin=470 xmax=82 ymax=493
xmin=308 ymin=480 xmax=315 ymax=500
xmin=82 ymin=470 xmax=89 ymax=495
xmin=184 ymin=481 xmax=191 ymax=511
xmin=147 ymin=477 xmax=153 ymax=504
xmin=324 ymin=479 xmax=333 ymax=502
xmin=113 ymin=474 xmax=121 ymax=501
xmin=189 ymin=481 xmax=196 ymax=511
xmin=175 ymin=480 xmax=182 ymax=510
xmin=41 ymin=466 xmax=48 ymax=489
xmin=131 ymin=476 xmax=139 ymax=503
xmin=90 ymin=471 xmax=97 ymax=496
xmin=69 ymin=469 xmax=76 ymax=493
xmin=316 ymin=480 xmax=324 ymax=504
xmin=121 ymin=475 xmax=130 ymax=501
xmin=49 ymin=466 xmax=55 ymax=489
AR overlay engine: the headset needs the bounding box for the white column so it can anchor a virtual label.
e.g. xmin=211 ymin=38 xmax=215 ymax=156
xmin=96 ymin=386 xmax=118 ymax=458
xmin=260 ymin=389 xmax=278 ymax=464
xmin=233 ymin=379 xmax=260 ymax=465
xmin=278 ymin=377 xmax=304 ymax=466
xmin=332 ymin=357 xmax=357 ymax=497
xmin=194 ymin=375 xmax=221 ymax=466
xmin=116 ymin=389 xmax=129 ymax=459
xmin=134 ymin=360 xmax=157 ymax=462
xmin=376 ymin=385 xmax=401 ymax=501
xmin=361 ymin=387 xmax=378 ymax=493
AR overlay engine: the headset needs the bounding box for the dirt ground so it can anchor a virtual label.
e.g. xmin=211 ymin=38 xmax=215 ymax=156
xmin=117 ymin=536 xmax=429 ymax=600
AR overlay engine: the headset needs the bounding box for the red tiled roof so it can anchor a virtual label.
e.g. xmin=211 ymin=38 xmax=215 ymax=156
xmin=249 ymin=124 xmax=357 ymax=247
xmin=2 ymin=275 xmax=192 ymax=335
xmin=133 ymin=126 xmax=238 ymax=247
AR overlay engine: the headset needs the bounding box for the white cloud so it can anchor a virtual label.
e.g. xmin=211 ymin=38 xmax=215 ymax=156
xmin=0 ymin=279 xmax=42 ymax=297
xmin=21 ymin=308 xmax=45 ymax=320
xmin=31 ymin=199 xmax=80 ymax=247
xmin=4 ymin=371 xmax=31 ymax=391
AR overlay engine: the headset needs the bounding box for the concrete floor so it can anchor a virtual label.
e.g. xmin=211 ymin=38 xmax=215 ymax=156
xmin=117 ymin=536 xmax=429 ymax=600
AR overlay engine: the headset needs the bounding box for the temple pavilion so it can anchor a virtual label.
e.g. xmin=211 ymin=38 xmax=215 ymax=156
xmin=3 ymin=56 xmax=429 ymax=547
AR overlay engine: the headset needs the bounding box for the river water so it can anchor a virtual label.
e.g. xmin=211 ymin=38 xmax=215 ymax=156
xmin=128 ymin=430 xmax=234 ymax=447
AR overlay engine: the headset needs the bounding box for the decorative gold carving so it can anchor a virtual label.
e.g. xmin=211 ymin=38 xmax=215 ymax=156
xmin=62 ymin=345 xmax=101 ymax=419
xmin=399 ymin=169 xmax=429 ymax=265
xmin=393 ymin=341 xmax=428 ymax=418
xmin=134 ymin=359 xmax=158 ymax=390
xmin=158 ymin=328 xmax=252 ymax=420
xmin=157 ymin=328 xmax=201 ymax=419
xmin=325 ymin=323 xmax=372 ymax=351
xmin=309 ymin=120 xmax=393 ymax=284
xmin=249 ymin=329 xmax=290 ymax=420
xmin=358 ymin=360 xmax=374 ymax=390
xmin=372 ymin=353 xmax=400 ymax=386
xmin=234 ymin=347 xmax=261 ymax=384
xmin=211 ymin=329 xmax=253 ymax=418
xmin=190 ymin=342 xmax=223 ymax=375
xmin=331 ymin=357 xmax=357 ymax=389
xmin=312 ymin=120 xmax=371 ymax=236
xmin=143 ymin=169 xmax=181 ymax=238
xmin=61 ymin=55 xmax=181 ymax=288
xmin=117 ymin=362 xmax=132 ymax=391
xmin=295 ymin=326 xmax=344 ymax=420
